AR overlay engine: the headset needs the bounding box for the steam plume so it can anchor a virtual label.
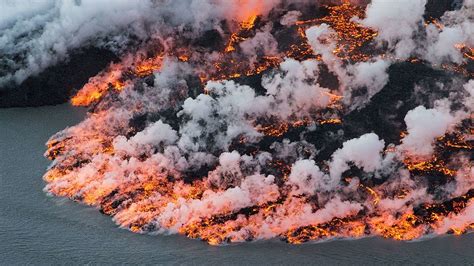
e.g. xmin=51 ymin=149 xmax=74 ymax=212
xmin=3 ymin=0 xmax=470 ymax=245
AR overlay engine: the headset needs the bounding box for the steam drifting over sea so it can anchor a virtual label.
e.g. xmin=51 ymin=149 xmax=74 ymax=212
xmin=2 ymin=0 xmax=473 ymax=245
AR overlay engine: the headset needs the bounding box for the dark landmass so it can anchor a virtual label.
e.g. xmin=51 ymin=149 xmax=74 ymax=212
xmin=0 ymin=47 xmax=118 ymax=108
xmin=0 ymin=0 xmax=461 ymax=108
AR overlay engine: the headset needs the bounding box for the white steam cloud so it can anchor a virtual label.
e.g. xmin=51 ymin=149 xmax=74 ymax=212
xmin=21 ymin=0 xmax=473 ymax=244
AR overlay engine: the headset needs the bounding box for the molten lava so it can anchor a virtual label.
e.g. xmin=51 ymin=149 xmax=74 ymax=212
xmin=44 ymin=1 xmax=474 ymax=245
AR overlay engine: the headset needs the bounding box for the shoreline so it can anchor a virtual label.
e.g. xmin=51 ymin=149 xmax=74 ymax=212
xmin=0 ymin=104 xmax=473 ymax=264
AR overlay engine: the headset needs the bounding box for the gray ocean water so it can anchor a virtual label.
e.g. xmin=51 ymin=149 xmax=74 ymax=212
xmin=0 ymin=104 xmax=473 ymax=265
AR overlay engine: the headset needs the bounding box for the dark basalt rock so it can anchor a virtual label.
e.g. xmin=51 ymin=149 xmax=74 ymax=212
xmin=0 ymin=47 xmax=118 ymax=108
xmin=0 ymin=2 xmax=460 ymax=108
xmin=342 ymin=61 xmax=457 ymax=145
xmin=424 ymin=0 xmax=463 ymax=19
xmin=192 ymin=29 xmax=225 ymax=51
xmin=240 ymin=61 xmax=463 ymax=164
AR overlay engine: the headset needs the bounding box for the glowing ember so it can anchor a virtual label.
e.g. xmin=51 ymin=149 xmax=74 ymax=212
xmin=42 ymin=1 xmax=474 ymax=246
xmin=296 ymin=2 xmax=378 ymax=62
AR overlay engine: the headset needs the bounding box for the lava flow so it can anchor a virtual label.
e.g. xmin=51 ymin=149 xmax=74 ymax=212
xmin=43 ymin=0 xmax=473 ymax=245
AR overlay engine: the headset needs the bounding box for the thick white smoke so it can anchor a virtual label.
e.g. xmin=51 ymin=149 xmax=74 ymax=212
xmin=359 ymin=0 xmax=427 ymax=59
xmin=424 ymin=1 xmax=474 ymax=64
xmin=401 ymin=104 xmax=457 ymax=157
xmin=400 ymin=80 xmax=474 ymax=158
xmin=435 ymin=199 xmax=474 ymax=234
xmin=288 ymin=159 xmax=325 ymax=194
xmin=0 ymin=0 xmax=155 ymax=85
xmin=0 ymin=0 xmax=283 ymax=86
xmin=32 ymin=0 xmax=474 ymax=244
xmin=329 ymin=133 xmax=385 ymax=185
xmin=359 ymin=0 xmax=474 ymax=65
xmin=306 ymin=24 xmax=347 ymax=82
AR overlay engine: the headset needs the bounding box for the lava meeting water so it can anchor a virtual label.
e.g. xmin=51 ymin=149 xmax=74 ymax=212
xmin=1 ymin=0 xmax=473 ymax=255
xmin=0 ymin=104 xmax=473 ymax=264
xmin=41 ymin=1 xmax=474 ymax=245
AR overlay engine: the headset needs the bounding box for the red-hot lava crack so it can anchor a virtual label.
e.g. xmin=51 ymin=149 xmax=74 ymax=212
xmin=41 ymin=1 xmax=473 ymax=245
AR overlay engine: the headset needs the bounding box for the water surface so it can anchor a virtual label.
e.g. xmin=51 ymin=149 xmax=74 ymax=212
xmin=1 ymin=104 xmax=473 ymax=264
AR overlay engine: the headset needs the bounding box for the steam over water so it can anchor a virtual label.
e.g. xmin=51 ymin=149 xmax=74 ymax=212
xmin=0 ymin=104 xmax=473 ymax=264
xmin=2 ymin=0 xmax=473 ymax=246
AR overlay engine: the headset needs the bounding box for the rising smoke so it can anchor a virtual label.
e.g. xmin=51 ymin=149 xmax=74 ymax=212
xmin=2 ymin=0 xmax=472 ymax=244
